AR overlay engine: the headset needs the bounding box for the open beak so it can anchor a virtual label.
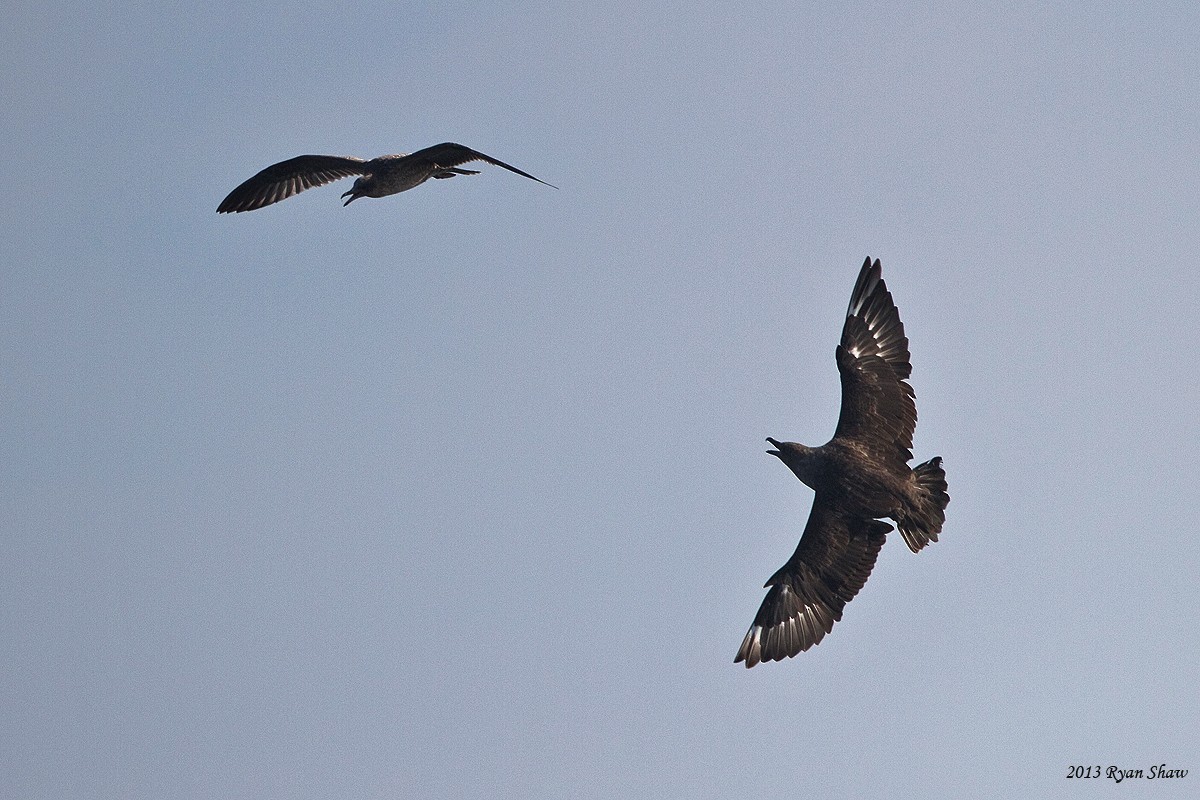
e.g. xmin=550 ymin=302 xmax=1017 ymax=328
xmin=341 ymin=190 xmax=358 ymax=206
xmin=765 ymin=437 xmax=782 ymax=457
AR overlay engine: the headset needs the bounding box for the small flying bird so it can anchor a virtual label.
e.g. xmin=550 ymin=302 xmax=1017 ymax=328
xmin=735 ymin=257 xmax=949 ymax=667
xmin=216 ymin=142 xmax=556 ymax=213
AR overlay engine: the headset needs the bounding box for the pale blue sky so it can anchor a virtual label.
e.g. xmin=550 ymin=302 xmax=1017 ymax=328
xmin=3 ymin=2 xmax=1198 ymax=797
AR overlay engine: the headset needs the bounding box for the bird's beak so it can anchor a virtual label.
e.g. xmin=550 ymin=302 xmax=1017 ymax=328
xmin=765 ymin=437 xmax=782 ymax=457
xmin=341 ymin=190 xmax=358 ymax=206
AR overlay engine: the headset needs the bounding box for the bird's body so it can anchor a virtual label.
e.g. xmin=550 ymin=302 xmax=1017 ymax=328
xmin=217 ymin=142 xmax=555 ymax=213
xmin=773 ymin=438 xmax=912 ymax=517
xmin=735 ymin=257 xmax=949 ymax=667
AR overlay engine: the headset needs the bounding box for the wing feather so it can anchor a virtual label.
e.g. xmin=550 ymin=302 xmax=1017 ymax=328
xmin=832 ymin=257 xmax=917 ymax=466
xmin=735 ymin=497 xmax=890 ymax=666
xmin=217 ymin=155 xmax=368 ymax=213
xmin=406 ymin=142 xmax=557 ymax=189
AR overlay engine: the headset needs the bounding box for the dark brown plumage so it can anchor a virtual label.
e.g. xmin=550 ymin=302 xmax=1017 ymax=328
xmin=735 ymin=257 xmax=949 ymax=667
xmin=216 ymin=142 xmax=556 ymax=213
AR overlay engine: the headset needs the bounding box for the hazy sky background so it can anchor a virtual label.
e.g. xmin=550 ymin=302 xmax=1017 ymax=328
xmin=4 ymin=2 xmax=1198 ymax=797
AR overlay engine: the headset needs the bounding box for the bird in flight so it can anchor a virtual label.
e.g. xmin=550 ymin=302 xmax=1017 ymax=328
xmin=216 ymin=142 xmax=556 ymax=213
xmin=735 ymin=257 xmax=949 ymax=667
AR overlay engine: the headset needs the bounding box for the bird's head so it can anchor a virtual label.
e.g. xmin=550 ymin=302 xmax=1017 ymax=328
xmin=766 ymin=438 xmax=815 ymax=465
xmin=767 ymin=438 xmax=820 ymax=488
xmin=341 ymin=176 xmax=372 ymax=206
xmin=766 ymin=437 xmax=798 ymax=459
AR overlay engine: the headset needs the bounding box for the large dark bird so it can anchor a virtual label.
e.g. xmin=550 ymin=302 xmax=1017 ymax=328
xmin=735 ymin=257 xmax=949 ymax=667
xmin=217 ymin=142 xmax=556 ymax=213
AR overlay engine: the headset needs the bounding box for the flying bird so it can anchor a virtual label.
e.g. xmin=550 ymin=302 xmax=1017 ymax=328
xmin=216 ymin=142 xmax=556 ymax=213
xmin=735 ymin=257 xmax=949 ymax=667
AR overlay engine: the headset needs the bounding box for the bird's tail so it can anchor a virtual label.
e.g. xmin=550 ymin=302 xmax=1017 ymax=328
xmin=898 ymin=457 xmax=949 ymax=553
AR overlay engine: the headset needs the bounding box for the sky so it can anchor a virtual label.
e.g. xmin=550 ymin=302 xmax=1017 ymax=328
xmin=3 ymin=2 xmax=1199 ymax=797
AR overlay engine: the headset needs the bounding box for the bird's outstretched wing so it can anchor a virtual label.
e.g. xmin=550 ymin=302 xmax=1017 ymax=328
xmin=217 ymin=155 xmax=369 ymax=213
xmin=408 ymin=142 xmax=558 ymax=189
xmin=736 ymin=497 xmax=890 ymax=666
xmin=831 ymin=257 xmax=917 ymax=467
